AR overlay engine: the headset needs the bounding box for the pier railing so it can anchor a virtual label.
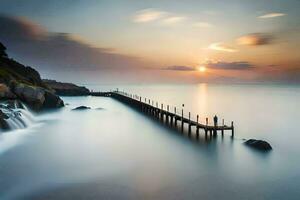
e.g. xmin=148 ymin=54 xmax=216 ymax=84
xmin=90 ymin=90 xmax=234 ymax=138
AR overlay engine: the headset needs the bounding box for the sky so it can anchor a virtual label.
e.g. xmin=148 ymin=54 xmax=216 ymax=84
xmin=0 ymin=0 xmax=299 ymax=84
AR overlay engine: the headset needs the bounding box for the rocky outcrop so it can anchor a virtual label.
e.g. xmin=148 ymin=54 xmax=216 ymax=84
xmin=13 ymin=84 xmax=45 ymax=109
xmin=44 ymin=79 xmax=90 ymax=96
xmin=0 ymin=41 xmax=64 ymax=110
xmin=0 ymin=83 xmax=16 ymax=99
xmin=244 ymin=139 xmax=272 ymax=151
xmin=72 ymin=106 xmax=91 ymax=110
xmin=0 ymin=42 xmax=7 ymax=58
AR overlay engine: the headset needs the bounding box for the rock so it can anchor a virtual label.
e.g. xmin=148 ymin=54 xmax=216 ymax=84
xmin=0 ymin=42 xmax=64 ymax=111
xmin=72 ymin=106 xmax=91 ymax=110
xmin=0 ymin=83 xmax=16 ymax=99
xmin=0 ymin=109 xmax=9 ymax=119
xmin=244 ymin=139 xmax=272 ymax=151
xmin=13 ymin=84 xmax=45 ymax=110
xmin=4 ymin=100 xmax=24 ymax=109
xmin=0 ymin=110 xmax=9 ymax=130
xmin=13 ymin=83 xmax=64 ymax=110
xmin=0 ymin=42 xmax=7 ymax=58
xmin=43 ymin=79 xmax=90 ymax=96
xmin=43 ymin=90 xmax=64 ymax=109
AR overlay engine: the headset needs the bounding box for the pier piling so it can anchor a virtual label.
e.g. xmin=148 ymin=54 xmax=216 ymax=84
xmin=95 ymin=91 xmax=235 ymax=139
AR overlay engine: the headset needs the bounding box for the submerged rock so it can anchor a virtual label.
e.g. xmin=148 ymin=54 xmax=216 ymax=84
xmin=72 ymin=106 xmax=91 ymax=110
xmin=244 ymin=139 xmax=272 ymax=151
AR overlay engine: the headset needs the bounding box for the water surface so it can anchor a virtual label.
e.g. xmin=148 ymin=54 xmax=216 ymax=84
xmin=0 ymin=84 xmax=300 ymax=199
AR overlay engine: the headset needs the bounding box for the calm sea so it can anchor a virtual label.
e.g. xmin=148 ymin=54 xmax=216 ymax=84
xmin=0 ymin=83 xmax=300 ymax=199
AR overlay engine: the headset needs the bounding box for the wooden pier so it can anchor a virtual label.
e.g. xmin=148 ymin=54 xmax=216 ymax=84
xmin=91 ymin=91 xmax=234 ymax=138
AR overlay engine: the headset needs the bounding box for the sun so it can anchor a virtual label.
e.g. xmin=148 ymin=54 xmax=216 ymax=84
xmin=198 ymin=66 xmax=207 ymax=72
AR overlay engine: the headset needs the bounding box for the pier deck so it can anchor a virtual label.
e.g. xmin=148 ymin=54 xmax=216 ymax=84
xmin=90 ymin=91 xmax=234 ymax=137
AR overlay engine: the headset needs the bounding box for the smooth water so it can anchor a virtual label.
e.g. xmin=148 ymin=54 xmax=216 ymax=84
xmin=0 ymin=84 xmax=300 ymax=200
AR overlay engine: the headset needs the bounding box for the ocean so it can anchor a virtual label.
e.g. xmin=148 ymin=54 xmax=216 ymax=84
xmin=0 ymin=83 xmax=300 ymax=199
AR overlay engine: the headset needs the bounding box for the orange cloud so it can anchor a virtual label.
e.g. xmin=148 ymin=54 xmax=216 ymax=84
xmin=163 ymin=65 xmax=195 ymax=71
xmin=206 ymin=61 xmax=254 ymax=70
xmin=258 ymin=12 xmax=286 ymax=19
xmin=208 ymin=42 xmax=237 ymax=52
xmin=237 ymin=33 xmax=274 ymax=46
xmin=0 ymin=15 xmax=146 ymax=71
xmin=133 ymin=9 xmax=166 ymax=23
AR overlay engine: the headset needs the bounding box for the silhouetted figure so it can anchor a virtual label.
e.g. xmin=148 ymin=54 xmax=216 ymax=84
xmin=213 ymin=115 xmax=218 ymax=127
xmin=206 ymin=117 xmax=208 ymax=125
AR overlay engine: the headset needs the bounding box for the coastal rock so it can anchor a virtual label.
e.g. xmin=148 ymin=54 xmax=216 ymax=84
xmin=0 ymin=110 xmax=9 ymax=130
xmin=0 ymin=41 xmax=64 ymax=111
xmin=13 ymin=84 xmax=45 ymax=110
xmin=0 ymin=84 xmax=16 ymax=99
xmin=0 ymin=42 xmax=7 ymax=58
xmin=244 ymin=139 xmax=272 ymax=151
xmin=44 ymin=79 xmax=90 ymax=96
xmin=0 ymin=102 xmax=34 ymax=131
xmin=72 ymin=106 xmax=91 ymax=110
xmin=4 ymin=100 xmax=24 ymax=109
xmin=43 ymin=90 xmax=64 ymax=108
xmin=13 ymin=84 xmax=64 ymax=110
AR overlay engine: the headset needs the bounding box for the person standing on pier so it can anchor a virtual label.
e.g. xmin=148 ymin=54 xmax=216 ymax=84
xmin=214 ymin=115 xmax=218 ymax=127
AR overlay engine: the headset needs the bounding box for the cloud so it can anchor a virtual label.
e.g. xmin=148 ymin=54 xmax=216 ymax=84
xmin=133 ymin=9 xmax=166 ymax=23
xmin=163 ymin=66 xmax=196 ymax=71
xmin=258 ymin=12 xmax=286 ymax=19
xmin=0 ymin=15 xmax=145 ymax=71
xmin=206 ymin=61 xmax=254 ymax=70
xmin=208 ymin=42 xmax=237 ymax=52
xmin=237 ymin=33 xmax=274 ymax=46
xmin=133 ymin=9 xmax=187 ymax=26
xmin=193 ymin=22 xmax=214 ymax=28
xmin=162 ymin=16 xmax=186 ymax=25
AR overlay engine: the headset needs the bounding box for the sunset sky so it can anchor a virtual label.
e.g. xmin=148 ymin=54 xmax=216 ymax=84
xmin=0 ymin=0 xmax=299 ymax=83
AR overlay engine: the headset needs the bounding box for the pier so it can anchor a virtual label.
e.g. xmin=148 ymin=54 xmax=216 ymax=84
xmin=91 ymin=91 xmax=234 ymax=138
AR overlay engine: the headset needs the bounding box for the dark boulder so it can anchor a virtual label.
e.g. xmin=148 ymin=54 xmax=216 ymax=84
xmin=43 ymin=90 xmax=64 ymax=109
xmin=72 ymin=106 xmax=91 ymax=110
xmin=244 ymin=139 xmax=272 ymax=151
xmin=12 ymin=83 xmax=64 ymax=110
xmin=0 ymin=110 xmax=9 ymax=130
xmin=13 ymin=84 xmax=45 ymax=110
